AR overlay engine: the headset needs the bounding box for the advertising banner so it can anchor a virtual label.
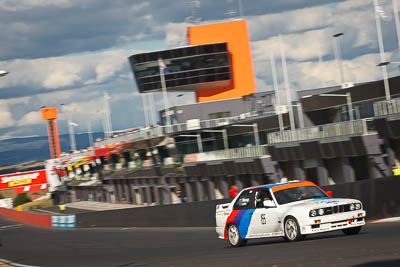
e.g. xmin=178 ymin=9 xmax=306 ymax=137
xmin=0 ymin=170 xmax=47 ymax=190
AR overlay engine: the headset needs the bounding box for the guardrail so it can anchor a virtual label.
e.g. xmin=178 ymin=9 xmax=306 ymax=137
xmin=267 ymin=119 xmax=372 ymax=144
xmin=184 ymin=145 xmax=269 ymax=163
xmin=373 ymin=98 xmax=400 ymax=117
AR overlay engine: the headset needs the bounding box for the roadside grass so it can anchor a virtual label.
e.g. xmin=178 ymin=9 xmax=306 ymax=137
xmin=17 ymin=198 xmax=54 ymax=211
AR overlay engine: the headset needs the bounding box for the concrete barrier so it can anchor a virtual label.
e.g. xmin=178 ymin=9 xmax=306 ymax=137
xmin=76 ymin=176 xmax=400 ymax=228
xmin=3 ymin=176 xmax=400 ymax=228
xmin=322 ymin=176 xmax=400 ymax=220
xmin=76 ymin=199 xmax=228 ymax=228
xmin=0 ymin=208 xmax=51 ymax=227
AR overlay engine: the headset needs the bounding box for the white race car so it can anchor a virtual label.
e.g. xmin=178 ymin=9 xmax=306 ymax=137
xmin=216 ymin=181 xmax=366 ymax=247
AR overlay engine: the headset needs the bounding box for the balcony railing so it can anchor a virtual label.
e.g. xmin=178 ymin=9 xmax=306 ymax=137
xmin=267 ymin=119 xmax=372 ymax=144
xmin=183 ymin=145 xmax=269 ymax=163
xmin=373 ymin=98 xmax=400 ymax=117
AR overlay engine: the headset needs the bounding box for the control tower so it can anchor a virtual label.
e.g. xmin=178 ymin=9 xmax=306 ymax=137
xmin=129 ymin=19 xmax=256 ymax=103
xmin=41 ymin=107 xmax=61 ymax=159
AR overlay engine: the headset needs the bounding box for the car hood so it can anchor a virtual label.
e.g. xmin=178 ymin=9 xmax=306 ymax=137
xmin=282 ymin=198 xmax=361 ymax=209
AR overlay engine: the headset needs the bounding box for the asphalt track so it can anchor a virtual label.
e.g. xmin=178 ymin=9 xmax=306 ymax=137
xmin=0 ymin=217 xmax=399 ymax=267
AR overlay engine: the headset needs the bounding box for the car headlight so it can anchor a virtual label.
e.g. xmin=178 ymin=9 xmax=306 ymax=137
xmin=318 ymin=208 xmax=324 ymax=216
xmin=349 ymin=204 xmax=355 ymax=211
xmin=355 ymin=203 xmax=361 ymax=210
xmin=310 ymin=209 xmax=317 ymax=217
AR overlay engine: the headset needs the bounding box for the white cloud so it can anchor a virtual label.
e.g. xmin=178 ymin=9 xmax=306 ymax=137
xmin=0 ymin=0 xmax=73 ymax=11
xmin=0 ymin=49 xmax=137 ymax=91
xmin=17 ymin=110 xmax=42 ymax=126
xmin=0 ymin=100 xmax=16 ymax=128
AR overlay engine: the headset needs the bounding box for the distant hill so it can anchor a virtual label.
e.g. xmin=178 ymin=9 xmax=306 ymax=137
xmin=0 ymin=132 xmax=104 ymax=167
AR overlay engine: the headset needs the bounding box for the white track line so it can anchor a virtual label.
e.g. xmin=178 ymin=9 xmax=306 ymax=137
xmin=0 ymin=258 xmax=40 ymax=267
xmin=370 ymin=217 xmax=400 ymax=223
xmin=0 ymin=224 xmax=22 ymax=230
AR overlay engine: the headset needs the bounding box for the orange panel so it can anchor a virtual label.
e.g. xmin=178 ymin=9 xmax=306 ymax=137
xmin=271 ymin=181 xmax=316 ymax=193
xmin=187 ymin=20 xmax=256 ymax=103
xmin=41 ymin=107 xmax=58 ymax=120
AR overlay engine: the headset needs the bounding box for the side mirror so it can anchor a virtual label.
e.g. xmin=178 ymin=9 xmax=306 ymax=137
xmin=326 ymin=191 xmax=332 ymax=198
xmin=263 ymin=200 xmax=276 ymax=208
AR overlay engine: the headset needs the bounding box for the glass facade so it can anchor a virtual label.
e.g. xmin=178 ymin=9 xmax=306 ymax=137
xmin=129 ymin=43 xmax=232 ymax=93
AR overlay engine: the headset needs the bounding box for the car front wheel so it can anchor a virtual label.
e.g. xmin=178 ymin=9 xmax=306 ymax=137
xmin=284 ymin=216 xmax=303 ymax=242
xmin=342 ymin=226 xmax=362 ymax=235
xmin=227 ymin=224 xmax=245 ymax=247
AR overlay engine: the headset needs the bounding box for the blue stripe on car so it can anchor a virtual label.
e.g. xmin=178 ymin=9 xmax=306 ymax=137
xmin=238 ymin=209 xmax=255 ymax=238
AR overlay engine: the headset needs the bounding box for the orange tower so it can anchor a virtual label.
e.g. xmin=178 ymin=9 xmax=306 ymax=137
xmin=41 ymin=107 xmax=61 ymax=159
xmin=187 ymin=20 xmax=256 ymax=103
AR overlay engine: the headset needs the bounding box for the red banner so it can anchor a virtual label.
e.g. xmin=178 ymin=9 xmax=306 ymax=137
xmin=0 ymin=170 xmax=47 ymax=190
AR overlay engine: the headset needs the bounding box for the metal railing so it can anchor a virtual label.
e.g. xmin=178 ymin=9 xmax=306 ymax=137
xmin=267 ymin=119 xmax=371 ymax=144
xmin=184 ymin=145 xmax=269 ymax=163
xmin=373 ymin=98 xmax=400 ymax=117
xmin=162 ymin=110 xmax=275 ymax=134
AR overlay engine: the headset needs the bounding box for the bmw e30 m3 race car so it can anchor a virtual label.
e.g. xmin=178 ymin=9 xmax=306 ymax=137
xmin=216 ymin=181 xmax=366 ymax=247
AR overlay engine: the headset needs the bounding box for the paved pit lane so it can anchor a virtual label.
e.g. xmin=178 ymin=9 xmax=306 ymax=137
xmin=0 ymin=216 xmax=399 ymax=267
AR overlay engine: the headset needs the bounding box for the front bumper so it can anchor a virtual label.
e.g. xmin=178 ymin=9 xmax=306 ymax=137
xmin=301 ymin=210 xmax=366 ymax=235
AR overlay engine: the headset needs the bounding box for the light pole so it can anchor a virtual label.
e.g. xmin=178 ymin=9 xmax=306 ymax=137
xmin=159 ymin=57 xmax=172 ymax=133
xmin=279 ymin=34 xmax=296 ymax=130
xmin=231 ymin=123 xmax=260 ymax=147
xmin=374 ymin=0 xmax=391 ymax=101
xmin=319 ymin=93 xmax=354 ymax=121
xmin=0 ymin=70 xmax=9 ymax=77
xmin=179 ymin=134 xmax=203 ymax=153
xmin=269 ymin=50 xmax=284 ymax=131
xmin=202 ymin=129 xmax=229 ymax=150
xmin=332 ymin=33 xmax=344 ymax=85
xmin=68 ymin=120 xmax=79 ymax=152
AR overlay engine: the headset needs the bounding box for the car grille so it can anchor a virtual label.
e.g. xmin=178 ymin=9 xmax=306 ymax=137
xmin=323 ymin=204 xmax=352 ymax=215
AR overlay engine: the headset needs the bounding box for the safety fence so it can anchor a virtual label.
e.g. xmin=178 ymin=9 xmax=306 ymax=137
xmin=373 ymin=98 xmax=400 ymax=117
xmin=267 ymin=119 xmax=372 ymax=144
xmin=184 ymin=145 xmax=269 ymax=163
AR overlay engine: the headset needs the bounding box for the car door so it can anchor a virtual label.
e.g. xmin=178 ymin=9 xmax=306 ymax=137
xmin=251 ymin=188 xmax=280 ymax=237
xmin=231 ymin=189 xmax=256 ymax=239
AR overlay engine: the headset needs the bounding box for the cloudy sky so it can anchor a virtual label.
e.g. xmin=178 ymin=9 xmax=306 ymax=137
xmin=1 ymin=0 xmax=400 ymax=142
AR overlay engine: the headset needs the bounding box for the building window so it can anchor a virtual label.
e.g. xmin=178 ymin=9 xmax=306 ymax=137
xmin=208 ymin=112 xmax=231 ymax=120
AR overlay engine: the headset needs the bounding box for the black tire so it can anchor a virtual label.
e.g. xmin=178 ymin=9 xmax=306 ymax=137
xmin=227 ymin=224 xmax=245 ymax=247
xmin=283 ymin=216 xmax=303 ymax=242
xmin=342 ymin=226 xmax=362 ymax=235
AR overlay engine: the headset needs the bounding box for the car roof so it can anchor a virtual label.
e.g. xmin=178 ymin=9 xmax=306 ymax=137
xmin=248 ymin=180 xmax=316 ymax=192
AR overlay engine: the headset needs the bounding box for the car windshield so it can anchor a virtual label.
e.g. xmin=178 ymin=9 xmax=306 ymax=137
xmin=273 ymin=186 xmax=327 ymax=205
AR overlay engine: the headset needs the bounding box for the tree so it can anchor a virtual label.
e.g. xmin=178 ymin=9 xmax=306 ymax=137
xmin=13 ymin=193 xmax=31 ymax=207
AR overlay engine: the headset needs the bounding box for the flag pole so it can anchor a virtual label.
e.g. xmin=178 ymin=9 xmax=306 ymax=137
xmin=158 ymin=57 xmax=172 ymax=133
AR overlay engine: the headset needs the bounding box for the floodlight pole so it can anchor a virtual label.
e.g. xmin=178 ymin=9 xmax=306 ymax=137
xmin=332 ymin=33 xmax=344 ymax=85
xmin=374 ymin=2 xmax=391 ymax=100
xmin=159 ymin=57 xmax=172 ymax=132
xmin=269 ymin=51 xmax=284 ymax=131
xmin=0 ymin=70 xmax=9 ymax=77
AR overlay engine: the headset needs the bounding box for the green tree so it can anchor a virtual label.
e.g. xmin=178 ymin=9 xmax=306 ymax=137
xmin=13 ymin=193 xmax=31 ymax=207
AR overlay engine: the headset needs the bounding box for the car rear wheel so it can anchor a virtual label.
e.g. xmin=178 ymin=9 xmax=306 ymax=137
xmin=342 ymin=226 xmax=362 ymax=235
xmin=227 ymin=224 xmax=245 ymax=247
xmin=284 ymin=217 xmax=303 ymax=242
